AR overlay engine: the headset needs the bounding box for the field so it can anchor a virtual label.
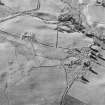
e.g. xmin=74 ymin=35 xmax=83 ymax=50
xmin=0 ymin=0 xmax=105 ymax=105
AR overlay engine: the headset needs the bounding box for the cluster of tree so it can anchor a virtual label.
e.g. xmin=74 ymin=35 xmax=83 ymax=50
xmin=96 ymin=0 xmax=105 ymax=7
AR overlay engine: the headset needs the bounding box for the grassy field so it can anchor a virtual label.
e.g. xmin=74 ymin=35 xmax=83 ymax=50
xmin=0 ymin=0 xmax=105 ymax=105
